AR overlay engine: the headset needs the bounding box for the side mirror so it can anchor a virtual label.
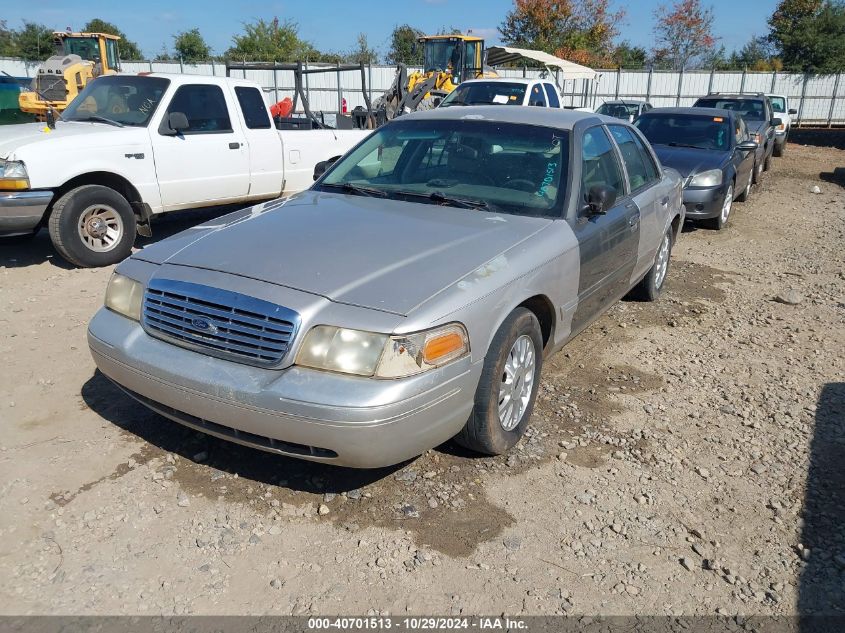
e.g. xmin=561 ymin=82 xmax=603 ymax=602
xmin=313 ymin=156 xmax=339 ymax=181
xmin=771 ymin=117 xmax=783 ymax=127
xmin=162 ymin=111 xmax=189 ymax=136
xmin=584 ymin=184 xmax=617 ymax=215
xmin=737 ymin=140 xmax=758 ymax=151
xmin=788 ymin=108 xmax=797 ymax=115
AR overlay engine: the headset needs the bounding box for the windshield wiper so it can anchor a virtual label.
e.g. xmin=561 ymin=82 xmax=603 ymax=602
xmin=321 ymin=182 xmax=388 ymax=198
xmin=667 ymin=142 xmax=704 ymax=149
xmin=68 ymin=115 xmax=125 ymax=128
xmin=397 ymin=190 xmax=490 ymax=210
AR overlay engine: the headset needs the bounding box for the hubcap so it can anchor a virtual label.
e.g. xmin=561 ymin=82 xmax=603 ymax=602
xmin=654 ymin=231 xmax=671 ymax=289
xmin=77 ymin=205 xmax=123 ymax=252
xmin=498 ymin=335 xmax=536 ymax=432
xmin=721 ymin=184 xmax=733 ymax=223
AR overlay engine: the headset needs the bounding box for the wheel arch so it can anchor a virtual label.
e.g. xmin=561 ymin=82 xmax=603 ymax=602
xmin=47 ymin=172 xmax=148 ymax=226
xmin=516 ymin=294 xmax=556 ymax=355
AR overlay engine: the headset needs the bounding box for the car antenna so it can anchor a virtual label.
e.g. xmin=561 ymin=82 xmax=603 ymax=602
xmin=3 ymin=70 xmax=58 ymax=129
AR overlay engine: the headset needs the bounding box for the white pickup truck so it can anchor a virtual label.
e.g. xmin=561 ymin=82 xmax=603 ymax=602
xmin=0 ymin=73 xmax=370 ymax=266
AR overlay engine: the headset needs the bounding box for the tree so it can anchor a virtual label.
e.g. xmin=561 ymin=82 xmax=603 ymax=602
xmin=347 ymin=33 xmax=378 ymax=64
xmin=768 ymin=0 xmax=845 ymax=73
xmin=612 ymin=42 xmax=648 ymax=68
xmin=173 ymin=28 xmax=211 ymax=63
xmin=498 ymin=0 xmax=625 ymax=67
xmin=0 ymin=20 xmax=16 ymax=57
xmin=82 ymin=19 xmax=144 ymax=60
xmin=14 ymin=22 xmax=54 ymax=61
xmin=224 ymin=17 xmax=319 ymax=62
xmin=386 ymin=24 xmax=424 ymax=65
xmin=731 ymin=35 xmax=781 ymax=71
xmin=653 ymin=0 xmax=717 ymax=70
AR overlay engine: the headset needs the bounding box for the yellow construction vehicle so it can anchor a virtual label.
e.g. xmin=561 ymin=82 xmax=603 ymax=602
xmin=375 ymin=34 xmax=497 ymax=120
xmin=19 ymin=31 xmax=121 ymax=118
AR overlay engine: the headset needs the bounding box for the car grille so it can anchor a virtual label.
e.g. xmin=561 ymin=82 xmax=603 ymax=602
xmin=36 ymin=74 xmax=67 ymax=102
xmin=142 ymin=279 xmax=299 ymax=368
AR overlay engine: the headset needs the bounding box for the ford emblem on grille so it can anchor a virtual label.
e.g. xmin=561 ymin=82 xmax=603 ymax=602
xmin=191 ymin=317 xmax=218 ymax=334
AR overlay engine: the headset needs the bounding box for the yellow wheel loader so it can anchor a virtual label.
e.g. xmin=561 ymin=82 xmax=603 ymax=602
xmin=19 ymin=32 xmax=121 ymax=119
xmin=375 ymin=34 xmax=497 ymax=120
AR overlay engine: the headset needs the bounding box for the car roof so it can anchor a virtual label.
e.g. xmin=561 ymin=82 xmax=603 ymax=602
xmin=404 ymin=104 xmax=607 ymax=129
xmin=697 ymin=94 xmax=767 ymax=101
xmin=601 ymin=100 xmax=647 ymax=105
xmin=642 ymin=106 xmax=739 ymax=118
xmin=457 ymin=77 xmax=548 ymax=86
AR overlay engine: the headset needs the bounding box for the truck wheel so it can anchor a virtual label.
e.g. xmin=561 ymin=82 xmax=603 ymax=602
xmin=455 ymin=308 xmax=543 ymax=456
xmin=752 ymin=159 xmax=763 ymax=184
xmin=630 ymin=225 xmax=673 ymax=301
xmin=48 ymin=185 xmax=136 ymax=268
xmin=773 ymin=139 xmax=786 ymax=157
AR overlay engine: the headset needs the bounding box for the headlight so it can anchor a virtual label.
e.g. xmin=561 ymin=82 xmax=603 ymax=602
xmin=0 ymin=159 xmax=29 ymax=190
xmin=296 ymin=323 xmax=469 ymax=378
xmin=104 ymin=273 xmax=143 ymax=321
xmin=688 ymin=169 xmax=723 ymax=187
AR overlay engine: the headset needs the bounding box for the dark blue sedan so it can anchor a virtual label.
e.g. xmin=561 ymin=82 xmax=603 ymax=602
xmin=635 ymin=107 xmax=758 ymax=230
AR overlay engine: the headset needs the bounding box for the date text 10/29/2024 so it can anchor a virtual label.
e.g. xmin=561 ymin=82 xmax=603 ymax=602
xmin=307 ymin=617 xmax=528 ymax=630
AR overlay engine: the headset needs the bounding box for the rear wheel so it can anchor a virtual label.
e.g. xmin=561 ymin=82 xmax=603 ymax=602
xmin=48 ymin=185 xmax=136 ymax=268
xmin=455 ymin=308 xmax=543 ymax=456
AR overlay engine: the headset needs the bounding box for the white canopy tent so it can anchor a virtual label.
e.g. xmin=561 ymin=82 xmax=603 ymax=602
xmin=485 ymin=46 xmax=598 ymax=81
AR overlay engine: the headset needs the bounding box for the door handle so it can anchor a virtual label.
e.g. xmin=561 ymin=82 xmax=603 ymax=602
xmin=628 ymin=215 xmax=640 ymax=227
xmin=228 ymin=142 xmax=241 ymax=149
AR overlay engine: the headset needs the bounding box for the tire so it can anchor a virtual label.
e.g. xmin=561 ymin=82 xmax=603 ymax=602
xmin=455 ymin=308 xmax=543 ymax=456
xmin=736 ymin=168 xmax=753 ymax=202
xmin=752 ymin=159 xmax=763 ymax=184
xmin=763 ymin=150 xmax=772 ymax=171
xmin=773 ymin=140 xmax=785 ymax=157
xmin=703 ymin=182 xmax=733 ymax=231
xmin=630 ymin=225 xmax=673 ymax=301
xmin=48 ymin=185 xmax=136 ymax=268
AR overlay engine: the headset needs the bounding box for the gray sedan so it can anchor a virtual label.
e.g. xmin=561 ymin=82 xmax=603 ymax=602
xmin=87 ymin=107 xmax=684 ymax=468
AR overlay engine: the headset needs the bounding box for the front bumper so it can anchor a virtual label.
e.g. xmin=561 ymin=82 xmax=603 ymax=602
xmin=87 ymin=308 xmax=481 ymax=468
xmin=682 ymin=184 xmax=727 ymax=220
xmin=0 ymin=190 xmax=53 ymax=236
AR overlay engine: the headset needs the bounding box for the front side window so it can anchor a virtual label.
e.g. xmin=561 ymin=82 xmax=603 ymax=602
xmin=608 ymin=125 xmax=658 ymax=190
xmin=62 ymin=75 xmax=170 ymax=127
xmin=165 ymin=84 xmax=232 ymax=134
xmin=440 ymin=82 xmax=527 ymax=107
xmin=319 ymin=119 xmax=569 ymax=218
xmin=235 ymin=86 xmax=271 ymax=129
xmin=543 ymin=84 xmax=561 ymax=108
xmin=581 ymin=126 xmax=625 ymax=200
xmin=635 ymin=114 xmax=731 ymax=151
xmin=62 ymin=37 xmax=100 ymax=61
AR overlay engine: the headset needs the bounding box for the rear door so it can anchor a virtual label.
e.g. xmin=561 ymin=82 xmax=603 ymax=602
xmin=570 ymin=125 xmax=640 ymax=334
xmin=607 ymin=124 xmax=663 ymax=282
xmin=232 ymin=84 xmax=284 ymax=199
xmin=151 ymin=83 xmax=249 ymax=209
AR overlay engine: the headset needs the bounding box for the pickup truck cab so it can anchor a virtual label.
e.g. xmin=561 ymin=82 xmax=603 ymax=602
xmin=0 ymin=73 xmax=369 ymax=266
xmin=439 ymin=77 xmax=563 ymax=108
xmin=766 ymin=94 xmax=797 ymax=156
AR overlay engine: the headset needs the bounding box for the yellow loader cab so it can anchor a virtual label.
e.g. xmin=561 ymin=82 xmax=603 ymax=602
xmin=19 ymin=32 xmax=121 ymax=118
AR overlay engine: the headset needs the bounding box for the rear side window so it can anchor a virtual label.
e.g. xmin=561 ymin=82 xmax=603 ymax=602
xmin=528 ymin=84 xmax=547 ymax=107
xmin=235 ymin=86 xmax=271 ymax=129
xmin=165 ymin=84 xmax=232 ymax=134
xmin=608 ymin=125 xmax=657 ymax=191
xmin=543 ymin=83 xmax=560 ymax=108
xmin=581 ymin=126 xmax=625 ymax=199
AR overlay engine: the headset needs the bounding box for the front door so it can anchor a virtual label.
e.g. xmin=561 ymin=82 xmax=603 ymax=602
xmin=570 ymin=125 xmax=640 ymax=335
xmin=151 ymin=83 xmax=249 ymax=210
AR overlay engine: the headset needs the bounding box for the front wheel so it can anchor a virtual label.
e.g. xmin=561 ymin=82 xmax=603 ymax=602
xmin=48 ymin=185 xmax=137 ymax=267
xmin=703 ymin=182 xmax=733 ymax=231
xmin=455 ymin=308 xmax=543 ymax=456
xmin=773 ymin=139 xmax=786 ymax=157
xmin=752 ymin=159 xmax=764 ymax=184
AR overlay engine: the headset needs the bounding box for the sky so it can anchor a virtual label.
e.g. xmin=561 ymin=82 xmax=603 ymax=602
xmin=5 ymin=0 xmax=780 ymax=60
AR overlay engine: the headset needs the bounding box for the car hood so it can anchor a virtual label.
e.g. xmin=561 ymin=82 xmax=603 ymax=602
xmin=135 ymin=191 xmax=553 ymax=316
xmin=745 ymin=120 xmax=768 ymax=134
xmin=0 ymin=121 xmax=134 ymax=159
xmin=651 ymin=145 xmax=729 ymax=179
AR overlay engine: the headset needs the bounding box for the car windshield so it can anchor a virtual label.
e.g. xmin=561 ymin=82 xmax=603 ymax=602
xmin=318 ymin=119 xmax=569 ymax=218
xmin=769 ymin=96 xmax=786 ymax=112
xmin=62 ymin=75 xmax=170 ymax=127
xmin=597 ymin=103 xmax=639 ymax=119
xmin=635 ymin=114 xmax=731 ymax=151
xmin=695 ymin=98 xmax=765 ymax=120
xmin=440 ymin=82 xmax=527 ymax=107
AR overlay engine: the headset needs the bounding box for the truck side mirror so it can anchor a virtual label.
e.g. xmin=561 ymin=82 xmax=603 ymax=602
xmin=788 ymin=108 xmax=797 ymax=115
xmin=771 ymin=117 xmax=783 ymax=127
xmin=584 ymin=184 xmax=617 ymax=215
xmin=162 ymin=111 xmax=189 ymax=136
xmin=313 ymin=156 xmax=339 ymax=181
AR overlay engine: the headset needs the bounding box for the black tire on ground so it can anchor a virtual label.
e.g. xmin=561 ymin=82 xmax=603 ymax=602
xmin=630 ymin=225 xmax=673 ymax=301
xmin=736 ymin=168 xmax=752 ymax=202
xmin=48 ymin=185 xmax=136 ymax=268
xmin=764 ymin=150 xmax=772 ymax=171
xmin=455 ymin=308 xmax=544 ymax=456
xmin=773 ymin=140 xmax=786 ymax=157
xmin=702 ymin=182 xmax=733 ymax=231
xmin=752 ymin=159 xmax=764 ymax=184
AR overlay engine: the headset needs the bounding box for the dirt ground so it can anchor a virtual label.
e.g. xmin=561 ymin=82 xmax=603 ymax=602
xmin=0 ymin=133 xmax=843 ymax=617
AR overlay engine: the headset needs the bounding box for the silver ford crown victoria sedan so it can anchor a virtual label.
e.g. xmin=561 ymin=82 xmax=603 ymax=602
xmin=88 ymin=107 xmax=684 ymax=468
